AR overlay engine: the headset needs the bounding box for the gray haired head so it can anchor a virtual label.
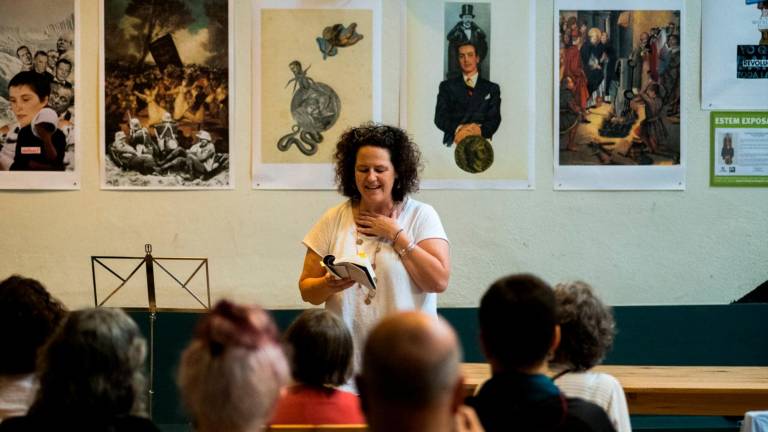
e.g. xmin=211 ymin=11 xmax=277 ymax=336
xmin=30 ymin=307 xmax=148 ymax=418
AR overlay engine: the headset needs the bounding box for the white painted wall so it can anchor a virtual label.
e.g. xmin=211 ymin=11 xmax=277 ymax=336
xmin=1 ymin=0 xmax=765 ymax=308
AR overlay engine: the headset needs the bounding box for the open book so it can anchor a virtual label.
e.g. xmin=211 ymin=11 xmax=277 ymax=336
xmin=322 ymin=254 xmax=377 ymax=291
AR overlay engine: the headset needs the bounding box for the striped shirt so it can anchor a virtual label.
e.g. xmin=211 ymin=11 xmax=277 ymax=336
xmin=556 ymin=371 xmax=631 ymax=432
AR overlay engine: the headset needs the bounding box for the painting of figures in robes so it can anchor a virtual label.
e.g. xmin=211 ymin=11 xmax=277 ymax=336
xmin=554 ymin=0 xmax=685 ymax=190
xmin=102 ymin=0 xmax=232 ymax=189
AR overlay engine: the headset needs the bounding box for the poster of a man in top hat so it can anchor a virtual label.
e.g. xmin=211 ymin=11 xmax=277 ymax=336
xmin=446 ymin=3 xmax=490 ymax=80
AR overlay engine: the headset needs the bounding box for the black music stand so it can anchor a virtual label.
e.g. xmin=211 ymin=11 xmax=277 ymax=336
xmin=91 ymin=244 xmax=210 ymax=417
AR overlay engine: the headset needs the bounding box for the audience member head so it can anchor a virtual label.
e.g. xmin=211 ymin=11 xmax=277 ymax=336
xmin=358 ymin=311 xmax=463 ymax=431
xmin=0 ymin=275 xmax=66 ymax=375
xmin=551 ymin=281 xmax=616 ymax=372
xmin=29 ymin=307 xmax=147 ymax=418
xmin=178 ymin=300 xmax=289 ymax=432
xmin=479 ymin=274 xmax=560 ymax=373
xmin=283 ymin=308 xmax=353 ymax=388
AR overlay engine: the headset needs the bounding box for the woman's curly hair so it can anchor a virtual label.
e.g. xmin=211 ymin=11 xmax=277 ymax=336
xmin=551 ymin=281 xmax=616 ymax=371
xmin=334 ymin=123 xmax=421 ymax=202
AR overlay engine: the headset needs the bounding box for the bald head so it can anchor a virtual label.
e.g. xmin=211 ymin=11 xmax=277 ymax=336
xmin=360 ymin=311 xmax=461 ymax=408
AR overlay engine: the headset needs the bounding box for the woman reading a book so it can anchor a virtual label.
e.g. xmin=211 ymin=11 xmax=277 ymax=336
xmin=299 ymin=123 xmax=450 ymax=371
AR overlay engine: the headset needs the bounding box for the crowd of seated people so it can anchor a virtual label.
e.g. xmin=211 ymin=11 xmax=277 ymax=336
xmin=0 ymin=285 xmax=157 ymax=431
xmin=0 ymin=273 xmax=631 ymax=432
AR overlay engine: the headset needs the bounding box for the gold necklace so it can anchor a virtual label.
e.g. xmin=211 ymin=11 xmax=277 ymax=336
xmin=354 ymin=202 xmax=397 ymax=268
xmin=353 ymin=232 xmax=378 ymax=306
xmin=355 ymin=230 xmax=382 ymax=270
xmin=352 ymin=201 xmax=401 ymax=304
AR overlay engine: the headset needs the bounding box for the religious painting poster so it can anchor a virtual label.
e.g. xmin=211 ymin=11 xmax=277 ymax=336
xmin=101 ymin=0 xmax=233 ymax=189
xmin=0 ymin=0 xmax=80 ymax=189
xmin=554 ymin=0 xmax=685 ymax=190
xmin=711 ymin=111 xmax=768 ymax=187
xmin=405 ymin=0 xmax=535 ymax=189
xmin=252 ymin=0 xmax=382 ymax=189
xmin=702 ymin=0 xmax=768 ymax=110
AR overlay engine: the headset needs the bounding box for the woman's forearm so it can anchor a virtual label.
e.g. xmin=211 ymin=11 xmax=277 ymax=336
xmin=403 ymin=248 xmax=450 ymax=293
xmin=299 ymin=276 xmax=335 ymax=305
xmin=395 ymin=234 xmax=450 ymax=293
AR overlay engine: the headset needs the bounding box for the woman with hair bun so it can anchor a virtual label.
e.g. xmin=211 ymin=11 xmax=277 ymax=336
xmin=177 ymin=300 xmax=289 ymax=432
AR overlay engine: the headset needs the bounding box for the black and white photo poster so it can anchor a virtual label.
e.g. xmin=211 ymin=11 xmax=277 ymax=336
xmin=0 ymin=0 xmax=79 ymax=189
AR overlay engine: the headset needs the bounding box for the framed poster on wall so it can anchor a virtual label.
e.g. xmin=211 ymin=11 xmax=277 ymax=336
xmin=0 ymin=0 xmax=80 ymax=189
xmin=711 ymin=111 xmax=768 ymax=187
xmin=100 ymin=0 xmax=234 ymax=189
xmin=252 ymin=0 xmax=382 ymax=189
xmin=702 ymin=0 xmax=768 ymax=110
xmin=554 ymin=0 xmax=685 ymax=190
xmin=404 ymin=0 xmax=535 ymax=189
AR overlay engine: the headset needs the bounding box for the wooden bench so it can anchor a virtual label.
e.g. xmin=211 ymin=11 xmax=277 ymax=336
xmin=461 ymin=363 xmax=768 ymax=416
xmin=267 ymin=425 xmax=368 ymax=431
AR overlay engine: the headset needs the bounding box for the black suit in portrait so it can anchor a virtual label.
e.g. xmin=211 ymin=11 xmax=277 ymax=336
xmin=434 ymin=76 xmax=501 ymax=146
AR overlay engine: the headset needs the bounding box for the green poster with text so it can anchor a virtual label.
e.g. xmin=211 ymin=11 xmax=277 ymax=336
xmin=711 ymin=111 xmax=768 ymax=187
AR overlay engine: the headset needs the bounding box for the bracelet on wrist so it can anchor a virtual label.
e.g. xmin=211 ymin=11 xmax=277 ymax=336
xmin=392 ymin=228 xmax=404 ymax=244
xmin=397 ymin=241 xmax=416 ymax=257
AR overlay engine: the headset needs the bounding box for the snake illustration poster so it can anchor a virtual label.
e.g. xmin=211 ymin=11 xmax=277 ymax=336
xmin=252 ymin=0 xmax=381 ymax=189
